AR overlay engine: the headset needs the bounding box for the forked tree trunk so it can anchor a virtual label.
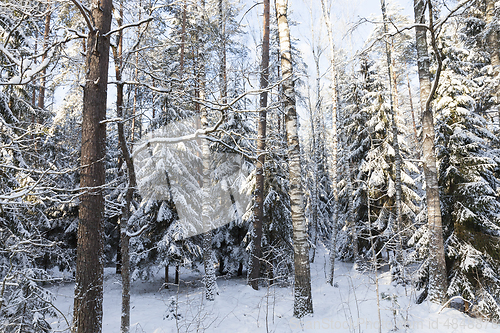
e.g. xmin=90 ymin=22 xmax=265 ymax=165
xmin=380 ymin=0 xmax=404 ymax=280
xmin=275 ymin=0 xmax=313 ymax=318
xmin=250 ymin=0 xmax=270 ymax=290
xmin=319 ymin=0 xmax=339 ymax=285
xmin=73 ymin=0 xmax=112 ymax=332
xmin=413 ymin=0 xmax=448 ymax=304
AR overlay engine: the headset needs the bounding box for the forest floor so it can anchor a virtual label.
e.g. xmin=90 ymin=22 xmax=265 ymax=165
xmin=48 ymin=244 xmax=497 ymax=332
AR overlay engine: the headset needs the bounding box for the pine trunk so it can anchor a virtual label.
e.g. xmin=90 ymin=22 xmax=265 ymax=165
xmin=250 ymin=0 xmax=270 ymax=290
xmin=276 ymin=0 xmax=313 ymax=318
xmin=320 ymin=0 xmax=339 ymax=285
xmin=413 ymin=0 xmax=448 ymax=303
xmin=73 ymin=0 xmax=112 ymax=332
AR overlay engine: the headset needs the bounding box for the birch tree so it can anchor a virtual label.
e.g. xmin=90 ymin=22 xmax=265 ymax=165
xmin=319 ymin=0 xmax=340 ymax=285
xmin=413 ymin=0 xmax=447 ymax=304
xmin=276 ymin=0 xmax=313 ymax=317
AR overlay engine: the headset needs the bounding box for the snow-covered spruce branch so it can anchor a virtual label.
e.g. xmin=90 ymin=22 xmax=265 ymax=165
xmin=131 ymin=82 xmax=283 ymax=159
xmin=3 ymin=14 xmax=28 ymax=48
xmin=204 ymin=135 xmax=256 ymax=161
xmin=0 ymin=35 xmax=81 ymax=86
xmin=0 ymin=170 xmax=48 ymax=201
xmin=107 ymin=80 xmax=171 ymax=93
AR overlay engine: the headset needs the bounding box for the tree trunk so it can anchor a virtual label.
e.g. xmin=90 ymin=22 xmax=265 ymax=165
xmin=485 ymin=0 xmax=500 ymax=124
xmin=406 ymin=67 xmax=419 ymax=153
xmin=131 ymin=0 xmax=142 ymax=142
xmin=111 ymin=1 xmax=136 ymax=331
xmin=38 ymin=3 xmax=51 ymax=110
xmin=320 ymin=0 xmax=339 ymax=285
xmin=276 ymin=0 xmax=313 ymax=318
xmin=413 ymin=0 xmax=448 ymax=304
xmin=348 ymin=162 xmax=358 ymax=264
xmin=250 ymin=0 xmax=270 ymax=291
xmin=73 ymin=0 xmax=112 ymax=332
xmin=218 ymin=0 xmax=227 ymax=103
xmin=180 ymin=0 xmax=186 ymax=77
xmin=380 ymin=0 xmax=404 ymax=280
xmin=198 ymin=0 xmax=218 ymax=301
xmin=165 ymin=265 xmax=169 ymax=287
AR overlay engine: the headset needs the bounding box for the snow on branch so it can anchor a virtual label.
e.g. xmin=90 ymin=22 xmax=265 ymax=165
xmin=104 ymin=17 xmax=153 ymax=37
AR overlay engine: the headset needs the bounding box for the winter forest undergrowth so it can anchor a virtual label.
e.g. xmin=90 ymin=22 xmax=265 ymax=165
xmin=46 ymin=244 xmax=500 ymax=333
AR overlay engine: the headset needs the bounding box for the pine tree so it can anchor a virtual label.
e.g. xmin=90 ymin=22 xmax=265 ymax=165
xmin=73 ymin=0 xmax=113 ymax=331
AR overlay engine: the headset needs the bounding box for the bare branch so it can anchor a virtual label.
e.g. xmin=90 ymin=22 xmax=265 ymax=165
xmin=69 ymin=0 xmax=93 ymax=31
xmin=104 ymin=17 xmax=153 ymax=37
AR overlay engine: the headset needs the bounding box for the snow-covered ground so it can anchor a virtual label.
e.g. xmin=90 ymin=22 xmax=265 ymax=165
xmin=48 ymin=245 xmax=498 ymax=332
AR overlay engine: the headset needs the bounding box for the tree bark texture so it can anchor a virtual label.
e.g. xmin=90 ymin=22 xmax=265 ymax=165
xmin=199 ymin=0 xmax=218 ymax=301
xmin=250 ymin=0 xmax=270 ymax=291
xmin=276 ymin=0 xmax=313 ymax=318
xmin=38 ymin=3 xmax=51 ymax=110
xmin=485 ymin=0 xmax=500 ymax=124
xmin=73 ymin=0 xmax=112 ymax=332
xmin=413 ymin=0 xmax=448 ymax=304
xmin=112 ymin=2 xmax=135 ymax=330
xmin=320 ymin=0 xmax=339 ymax=285
xmin=380 ymin=0 xmax=404 ymax=279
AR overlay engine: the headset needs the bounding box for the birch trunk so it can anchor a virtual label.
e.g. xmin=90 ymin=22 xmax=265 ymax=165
xmin=319 ymin=0 xmax=339 ymax=286
xmin=413 ymin=0 xmax=448 ymax=303
xmin=73 ymin=0 xmax=112 ymax=331
xmin=198 ymin=0 xmax=218 ymax=301
xmin=276 ymin=0 xmax=313 ymax=317
xmin=380 ymin=0 xmax=404 ymax=280
xmin=250 ymin=0 xmax=270 ymax=290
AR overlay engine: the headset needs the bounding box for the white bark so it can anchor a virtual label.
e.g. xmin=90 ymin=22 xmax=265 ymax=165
xmin=413 ymin=0 xmax=448 ymax=304
xmin=319 ymin=0 xmax=339 ymax=286
xmin=276 ymin=0 xmax=313 ymax=318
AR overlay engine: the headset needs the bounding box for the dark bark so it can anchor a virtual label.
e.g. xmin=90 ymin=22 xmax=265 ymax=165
xmin=73 ymin=0 xmax=112 ymax=332
xmin=250 ymin=0 xmax=269 ymax=291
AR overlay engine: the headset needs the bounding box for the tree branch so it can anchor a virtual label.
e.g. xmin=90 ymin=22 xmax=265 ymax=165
xmin=69 ymin=0 xmax=93 ymax=31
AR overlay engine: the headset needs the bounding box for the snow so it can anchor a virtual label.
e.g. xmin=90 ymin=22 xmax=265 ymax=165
xmin=47 ymin=244 xmax=497 ymax=332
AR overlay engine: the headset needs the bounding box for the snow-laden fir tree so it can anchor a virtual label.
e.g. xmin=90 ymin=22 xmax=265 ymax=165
xmin=410 ymin=19 xmax=500 ymax=318
xmin=338 ymin=58 xmax=420 ymax=270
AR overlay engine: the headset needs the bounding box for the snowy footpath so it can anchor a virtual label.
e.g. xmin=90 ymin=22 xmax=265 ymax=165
xmin=48 ymin=245 xmax=499 ymax=332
